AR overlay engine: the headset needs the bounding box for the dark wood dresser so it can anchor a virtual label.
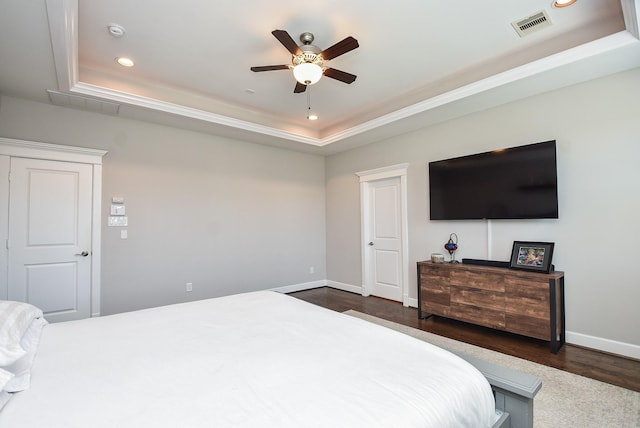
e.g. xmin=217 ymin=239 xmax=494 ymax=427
xmin=417 ymin=261 xmax=565 ymax=353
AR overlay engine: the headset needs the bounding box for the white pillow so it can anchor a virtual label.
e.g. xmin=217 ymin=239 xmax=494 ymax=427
xmin=0 ymin=301 xmax=44 ymax=366
xmin=0 ymin=390 xmax=11 ymax=411
xmin=3 ymin=317 xmax=48 ymax=392
xmin=0 ymin=369 xmax=13 ymax=412
xmin=0 ymin=368 xmax=14 ymax=391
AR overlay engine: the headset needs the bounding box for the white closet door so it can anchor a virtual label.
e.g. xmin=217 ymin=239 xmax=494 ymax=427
xmin=367 ymin=177 xmax=403 ymax=302
xmin=8 ymin=157 xmax=93 ymax=322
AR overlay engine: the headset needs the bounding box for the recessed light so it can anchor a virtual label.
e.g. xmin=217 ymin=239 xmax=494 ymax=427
xmin=116 ymin=57 xmax=134 ymax=67
xmin=553 ymin=0 xmax=577 ymax=8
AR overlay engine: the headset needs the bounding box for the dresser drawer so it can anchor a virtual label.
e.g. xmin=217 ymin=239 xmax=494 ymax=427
xmin=423 ymin=301 xmax=451 ymax=318
xmin=451 ymin=286 xmax=504 ymax=312
xmin=450 ymin=269 xmax=505 ymax=292
xmin=505 ymin=282 xmax=550 ymax=318
xmin=506 ymin=313 xmax=550 ymax=341
xmin=422 ymin=281 xmax=450 ymax=305
xmin=450 ymin=302 xmax=506 ymax=329
xmin=420 ymin=265 xmax=450 ymax=283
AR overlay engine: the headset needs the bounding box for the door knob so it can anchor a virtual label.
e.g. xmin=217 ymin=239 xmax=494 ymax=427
xmin=368 ymin=242 xmax=374 ymax=246
xmin=75 ymin=251 xmax=89 ymax=257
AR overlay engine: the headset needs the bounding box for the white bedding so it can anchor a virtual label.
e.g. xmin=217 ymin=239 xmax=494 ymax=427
xmin=0 ymin=291 xmax=495 ymax=427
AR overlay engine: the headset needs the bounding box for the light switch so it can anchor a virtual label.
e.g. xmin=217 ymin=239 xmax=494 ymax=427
xmin=108 ymin=216 xmax=128 ymax=227
xmin=110 ymin=204 xmax=126 ymax=215
xmin=121 ymin=229 xmax=128 ymax=239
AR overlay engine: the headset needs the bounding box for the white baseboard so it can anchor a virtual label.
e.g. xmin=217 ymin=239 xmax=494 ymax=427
xmin=325 ymin=280 xmax=363 ymax=295
xmin=271 ymin=279 xmax=363 ymax=295
xmin=406 ymin=297 xmax=418 ymax=308
xmin=566 ymin=331 xmax=640 ymax=360
xmin=270 ymin=280 xmax=327 ymax=294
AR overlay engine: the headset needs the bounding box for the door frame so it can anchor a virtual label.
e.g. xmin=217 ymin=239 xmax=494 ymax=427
xmin=0 ymin=137 xmax=107 ymax=316
xmin=356 ymin=163 xmax=409 ymax=307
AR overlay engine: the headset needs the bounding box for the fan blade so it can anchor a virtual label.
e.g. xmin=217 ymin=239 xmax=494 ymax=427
xmin=294 ymin=82 xmax=307 ymax=93
xmin=272 ymin=30 xmax=301 ymax=55
xmin=324 ymin=68 xmax=357 ymax=84
xmin=250 ymin=65 xmax=289 ymax=72
xmin=320 ymin=36 xmax=359 ymax=61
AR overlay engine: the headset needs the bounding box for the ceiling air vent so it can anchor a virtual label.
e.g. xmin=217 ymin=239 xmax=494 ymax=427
xmin=511 ymin=10 xmax=552 ymax=38
xmin=47 ymin=90 xmax=120 ymax=115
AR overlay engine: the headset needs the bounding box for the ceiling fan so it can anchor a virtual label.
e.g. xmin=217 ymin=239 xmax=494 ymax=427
xmin=250 ymin=30 xmax=359 ymax=93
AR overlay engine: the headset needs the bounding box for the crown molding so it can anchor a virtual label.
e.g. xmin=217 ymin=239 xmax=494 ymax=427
xmin=46 ymin=0 xmax=78 ymax=90
xmin=47 ymin=0 xmax=640 ymax=149
xmin=71 ymin=82 xmax=325 ymax=147
xmin=621 ymin=0 xmax=640 ymax=39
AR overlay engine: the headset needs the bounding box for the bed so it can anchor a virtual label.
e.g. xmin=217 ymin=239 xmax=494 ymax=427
xmin=0 ymin=290 xmax=506 ymax=427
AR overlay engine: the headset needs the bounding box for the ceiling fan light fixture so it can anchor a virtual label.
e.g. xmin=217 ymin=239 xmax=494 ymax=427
xmin=293 ymin=63 xmax=323 ymax=85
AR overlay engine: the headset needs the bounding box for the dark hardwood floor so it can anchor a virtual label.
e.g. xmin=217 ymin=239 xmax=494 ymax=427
xmin=289 ymin=287 xmax=640 ymax=393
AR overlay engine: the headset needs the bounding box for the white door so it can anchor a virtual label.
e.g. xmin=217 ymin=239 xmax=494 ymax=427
xmin=8 ymin=157 xmax=93 ymax=322
xmin=367 ymin=177 xmax=403 ymax=302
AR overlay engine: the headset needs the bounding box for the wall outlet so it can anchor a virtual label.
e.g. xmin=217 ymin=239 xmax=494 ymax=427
xmin=186 ymin=282 xmax=193 ymax=292
xmin=309 ymin=266 xmax=315 ymax=274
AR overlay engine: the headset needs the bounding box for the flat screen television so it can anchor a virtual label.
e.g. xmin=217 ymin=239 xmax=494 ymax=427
xmin=429 ymin=140 xmax=558 ymax=220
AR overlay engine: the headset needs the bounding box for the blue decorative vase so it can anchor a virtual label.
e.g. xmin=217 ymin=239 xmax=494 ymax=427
xmin=444 ymin=233 xmax=459 ymax=263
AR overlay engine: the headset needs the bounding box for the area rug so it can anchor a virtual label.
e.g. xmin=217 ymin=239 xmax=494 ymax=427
xmin=345 ymin=310 xmax=640 ymax=428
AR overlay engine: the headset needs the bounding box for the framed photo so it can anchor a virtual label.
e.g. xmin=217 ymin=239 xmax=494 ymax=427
xmin=509 ymin=241 xmax=555 ymax=273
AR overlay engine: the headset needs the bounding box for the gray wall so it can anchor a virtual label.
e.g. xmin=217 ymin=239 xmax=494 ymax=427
xmin=0 ymin=96 xmax=326 ymax=315
xmin=326 ymin=68 xmax=640 ymax=351
xmin=1 ymin=68 xmax=638 ymax=356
